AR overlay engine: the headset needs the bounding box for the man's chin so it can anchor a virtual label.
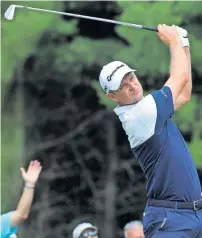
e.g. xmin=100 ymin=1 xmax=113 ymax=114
xmin=132 ymin=95 xmax=143 ymax=104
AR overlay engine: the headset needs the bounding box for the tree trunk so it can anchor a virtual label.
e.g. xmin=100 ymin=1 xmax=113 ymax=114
xmin=102 ymin=118 xmax=118 ymax=238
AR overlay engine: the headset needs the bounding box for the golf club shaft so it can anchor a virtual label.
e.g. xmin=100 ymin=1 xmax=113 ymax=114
xmin=21 ymin=6 xmax=158 ymax=32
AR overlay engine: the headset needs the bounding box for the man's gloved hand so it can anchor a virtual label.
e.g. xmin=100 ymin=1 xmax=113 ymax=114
xmin=176 ymin=26 xmax=190 ymax=48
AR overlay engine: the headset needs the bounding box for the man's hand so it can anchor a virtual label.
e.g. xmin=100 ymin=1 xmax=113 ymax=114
xmin=177 ymin=26 xmax=189 ymax=48
xmin=157 ymin=24 xmax=181 ymax=46
xmin=20 ymin=160 xmax=42 ymax=186
xmin=10 ymin=161 xmax=42 ymax=228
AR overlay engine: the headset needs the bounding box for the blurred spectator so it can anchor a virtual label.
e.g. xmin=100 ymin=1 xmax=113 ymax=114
xmin=1 ymin=161 xmax=42 ymax=238
xmin=73 ymin=222 xmax=98 ymax=238
xmin=124 ymin=220 xmax=144 ymax=238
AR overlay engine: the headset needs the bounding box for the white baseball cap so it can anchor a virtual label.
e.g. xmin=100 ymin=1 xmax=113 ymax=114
xmin=99 ymin=61 xmax=136 ymax=93
xmin=72 ymin=222 xmax=98 ymax=238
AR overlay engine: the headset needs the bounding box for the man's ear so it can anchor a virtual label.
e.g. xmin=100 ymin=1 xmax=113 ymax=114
xmin=107 ymin=92 xmax=119 ymax=103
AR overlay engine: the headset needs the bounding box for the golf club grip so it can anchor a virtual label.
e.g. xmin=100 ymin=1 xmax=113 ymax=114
xmin=142 ymin=25 xmax=158 ymax=32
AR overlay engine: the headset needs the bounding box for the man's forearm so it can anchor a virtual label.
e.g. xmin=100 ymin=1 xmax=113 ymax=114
xmin=16 ymin=185 xmax=35 ymax=218
xmin=181 ymin=47 xmax=192 ymax=97
xmin=169 ymin=43 xmax=189 ymax=79
xmin=164 ymin=41 xmax=189 ymax=108
xmin=11 ymin=184 xmax=35 ymax=227
xmin=174 ymin=47 xmax=192 ymax=110
xmin=10 ymin=161 xmax=41 ymax=228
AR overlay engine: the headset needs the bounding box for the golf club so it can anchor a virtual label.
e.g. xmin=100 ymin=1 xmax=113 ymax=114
xmin=4 ymin=4 xmax=158 ymax=32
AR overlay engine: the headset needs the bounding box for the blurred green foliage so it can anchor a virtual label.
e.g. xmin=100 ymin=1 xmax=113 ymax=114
xmin=1 ymin=110 xmax=24 ymax=211
xmin=1 ymin=0 xmax=65 ymax=211
xmin=2 ymin=1 xmax=62 ymax=82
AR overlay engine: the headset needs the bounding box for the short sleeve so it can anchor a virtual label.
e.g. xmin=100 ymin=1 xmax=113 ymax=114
xmin=1 ymin=212 xmax=18 ymax=238
xmin=122 ymin=94 xmax=157 ymax=148
xmin=151 ymin=86 xmax=174 ymax=123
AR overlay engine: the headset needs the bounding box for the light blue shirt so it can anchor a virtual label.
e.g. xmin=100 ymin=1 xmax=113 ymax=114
xmin=1 ymin=212 xmax=18 ymax=238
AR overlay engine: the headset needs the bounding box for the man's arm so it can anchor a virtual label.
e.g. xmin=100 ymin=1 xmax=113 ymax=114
xmin=164 ymin=36 xmax=189 ymax=107
xmin=174 ymin=47 xmax=192 ymax=110
xmin=10 ymin=161 xmax=42 ymax=228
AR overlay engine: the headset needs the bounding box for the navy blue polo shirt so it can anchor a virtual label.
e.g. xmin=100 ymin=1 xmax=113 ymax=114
xmin=114 ymin=86 xmax=201 ymax=202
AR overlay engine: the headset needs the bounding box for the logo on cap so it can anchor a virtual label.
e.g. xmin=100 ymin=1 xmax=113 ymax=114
xmin=104 ymin=85 xmax=108 ymax=92
xmin=107 ymin=64 xmax=125 ymax=81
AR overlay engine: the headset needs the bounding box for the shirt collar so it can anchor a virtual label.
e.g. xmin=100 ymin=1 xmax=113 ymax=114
xmin=114 ymin=103 xmax=136 ymax=115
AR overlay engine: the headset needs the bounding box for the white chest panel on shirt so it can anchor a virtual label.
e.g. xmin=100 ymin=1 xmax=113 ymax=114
xmin=114 ymin=95 xmax=157 ymax=148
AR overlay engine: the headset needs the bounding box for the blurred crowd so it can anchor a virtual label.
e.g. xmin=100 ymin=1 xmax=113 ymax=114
xmin=1 ymin=162 xmax=144 ymax=238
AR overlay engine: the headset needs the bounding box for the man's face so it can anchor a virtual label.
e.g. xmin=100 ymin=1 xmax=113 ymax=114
xmin=107 ymin=72 xmax=144 ymax=105
xmin=126 ymin=226 xmax=144 ymax=238
xmin=80 ymin=228 xmax=98 ymax=238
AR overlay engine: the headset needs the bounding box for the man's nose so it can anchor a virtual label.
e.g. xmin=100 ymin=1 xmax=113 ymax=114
xmin=129 ymin=82 xmax=136 ymax=90
xmin=128 ymin=79 xmax=136 ymax=87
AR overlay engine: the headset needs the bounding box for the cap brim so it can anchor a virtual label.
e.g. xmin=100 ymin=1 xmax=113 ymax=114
xmin=84 ymin=226 xmax=97 ymax=231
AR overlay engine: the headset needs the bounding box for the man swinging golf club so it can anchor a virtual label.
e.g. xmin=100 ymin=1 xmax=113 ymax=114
xmin=99 ymin=24 xmax=202 ymax=237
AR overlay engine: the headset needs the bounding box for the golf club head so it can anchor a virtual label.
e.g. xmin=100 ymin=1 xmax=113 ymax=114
xmin=4 ymin=5 xmax=24 ymax=20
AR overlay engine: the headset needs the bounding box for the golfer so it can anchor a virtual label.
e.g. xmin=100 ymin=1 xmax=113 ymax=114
xmin=99 ymin=24 xmax=202 ymax=237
